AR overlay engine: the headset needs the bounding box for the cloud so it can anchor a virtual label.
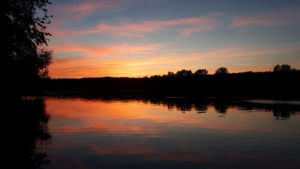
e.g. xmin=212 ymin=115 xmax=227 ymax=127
xmin=53 ymin=17 xmax=216 ymax=37
xmin=97 ymin=18 xmax=216 ymax=37
xmin=53 ymin=0 xmax=127 ymax=20
xmin=51 ymin=44 xmax=162 ymax=59
xmin=230 ymin=7 xmax=300 ymax=28
xmin=179 ymin=47 xmax=297 ymax=63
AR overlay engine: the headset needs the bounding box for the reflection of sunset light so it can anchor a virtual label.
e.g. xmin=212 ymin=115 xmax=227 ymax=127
xmin=46 ymin=98 xmax=294 ymax=137
xmin=45 ymin=98 xmax=300 ymax=168
xmin=90 ymin=143 xmax=213 ymax=163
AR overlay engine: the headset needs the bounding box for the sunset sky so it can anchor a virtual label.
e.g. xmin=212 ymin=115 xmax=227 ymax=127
xmin=47 ymin=0 xmax=300 ymax=78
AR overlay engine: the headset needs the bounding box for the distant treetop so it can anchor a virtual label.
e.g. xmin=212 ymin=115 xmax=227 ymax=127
xmin=215 ymin=67 xmax=229 ymax=75
xmin=176 ymin=69 xmax=193 ymax=77
xmin=195 ymin=69 xmax=208 ymax=76
xmin=151 ymin=64 xmax=296 ymax=79
xmin=273 ymin=64 xmax=295 ymax=72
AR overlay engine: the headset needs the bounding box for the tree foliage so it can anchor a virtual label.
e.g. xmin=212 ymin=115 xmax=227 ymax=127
xmin=195 ymin=69 xmax=208 ymax=76
xmin=215 ymin=67 xmax=229 ymax=75
xmin=273 ymin=64 xmax=293 ymax=72
xmin=0 ymin=0 xmax=52 ymax=89
xmin=176 ymin=69 xmax=193 ymax=77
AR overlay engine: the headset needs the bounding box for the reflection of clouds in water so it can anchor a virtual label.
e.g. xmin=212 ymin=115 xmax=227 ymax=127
xmin=46 ymin=97 xmax=300 ymax=137
xmin=45 ymin=95 xmax=300 ymax=120
xmin=44 ymin=97 xmax=300 ymax=169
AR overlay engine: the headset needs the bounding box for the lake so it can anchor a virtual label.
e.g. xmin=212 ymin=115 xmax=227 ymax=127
xmin=8 ymin=96 xmax=300 ymax=169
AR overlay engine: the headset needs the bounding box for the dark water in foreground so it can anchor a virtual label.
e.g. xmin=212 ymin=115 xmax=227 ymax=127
xmin=4 ymin=97 xmax=300 ymax=169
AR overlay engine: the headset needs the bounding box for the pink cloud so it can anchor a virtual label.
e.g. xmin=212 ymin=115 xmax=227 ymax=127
xmin=52 ymin=17 xmax=216 ymax=37
xmin=51 ymin=43 xmax=162 ymax=59
xmin=231 ymin=7 xmax=300 ymax=28
xmin=53 ymin=0 xmax=127 ymax=20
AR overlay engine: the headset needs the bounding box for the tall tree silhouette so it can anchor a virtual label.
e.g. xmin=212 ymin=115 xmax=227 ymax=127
xmin=0 ymin=0 xmax=52 ymax=93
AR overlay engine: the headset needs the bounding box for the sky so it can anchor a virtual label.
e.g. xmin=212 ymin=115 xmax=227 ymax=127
xmin=47 ymin=0 xmax=300 ymax=78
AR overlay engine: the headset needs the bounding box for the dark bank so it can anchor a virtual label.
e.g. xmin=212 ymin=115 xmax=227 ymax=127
xmin=44 ymin=65 xmax=300 ymax=99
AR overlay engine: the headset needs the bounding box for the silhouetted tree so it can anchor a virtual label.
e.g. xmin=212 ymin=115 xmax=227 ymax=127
xmin=273 ymin=64 xmax=292 ymax=72
xmin=215 ymin=67 xmax=229 ymax=75
xmin=176 ymin=69 xmax=193 ymax=77
xmin=1 ymin=0 xmax=52 ymax=93
xmin=167 ymin=71 xmax=175 ymax=77
xmin=194 ymin=69 xmax=208 ymax=76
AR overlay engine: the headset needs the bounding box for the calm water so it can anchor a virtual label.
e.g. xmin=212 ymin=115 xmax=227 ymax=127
xmin=37 ymin=97 xmax=300 ymax=169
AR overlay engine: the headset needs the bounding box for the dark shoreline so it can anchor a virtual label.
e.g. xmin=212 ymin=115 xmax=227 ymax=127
xmin=41 ymin=71 xmax=300 ymax=100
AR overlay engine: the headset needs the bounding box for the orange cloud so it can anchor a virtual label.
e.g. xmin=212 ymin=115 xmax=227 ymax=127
xmin=52 ymin=17 xmax=216 ymax=37
xmin=231 ymin=7 xmax=300 ymax=28
xmin=52 ymin=45 xmax=114 ymax=56
xmin=49 ymin=60 xmax=125 ymax=78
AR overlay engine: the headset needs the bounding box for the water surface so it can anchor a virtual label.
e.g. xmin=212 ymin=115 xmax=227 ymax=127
xmin=43 ymin=97 xmax=300 ymax=169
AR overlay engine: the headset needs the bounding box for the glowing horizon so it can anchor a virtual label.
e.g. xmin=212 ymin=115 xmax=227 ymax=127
xmin=48 ymin=0 xmax=300 ymax=78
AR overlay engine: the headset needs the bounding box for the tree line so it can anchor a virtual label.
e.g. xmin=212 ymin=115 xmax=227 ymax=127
xmin=45 ymin=64 xmax=300 ymax=99
xmin=149 ymin=64 xmax=297 ymax=78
